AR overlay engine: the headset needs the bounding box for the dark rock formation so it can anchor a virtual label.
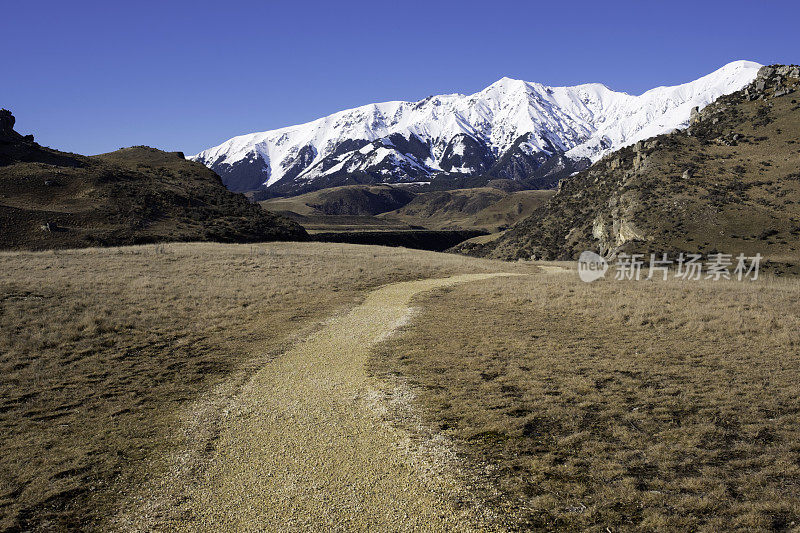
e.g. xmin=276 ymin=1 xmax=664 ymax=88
xmin=0 ymin=109 xmax=20 ymax=141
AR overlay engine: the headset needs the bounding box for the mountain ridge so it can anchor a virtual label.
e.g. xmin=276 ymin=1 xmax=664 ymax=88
xmin=191 ymin=61 xmax=761 ymax=195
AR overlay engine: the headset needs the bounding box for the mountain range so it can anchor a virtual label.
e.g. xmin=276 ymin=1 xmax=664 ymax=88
xmin=191 ymin=61 xmax=761 ymax=195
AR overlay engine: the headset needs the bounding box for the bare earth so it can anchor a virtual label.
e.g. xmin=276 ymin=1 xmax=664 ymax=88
xmin=121 ymin=273 xmax=514 ymax=532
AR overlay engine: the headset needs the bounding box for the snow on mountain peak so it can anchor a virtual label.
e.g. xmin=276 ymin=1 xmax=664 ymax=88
xmin=191 ymin=61 xmax=761 ymax=192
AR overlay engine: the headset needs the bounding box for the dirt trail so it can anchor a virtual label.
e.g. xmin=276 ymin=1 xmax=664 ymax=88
xmin=157 ymin=273 xmax=512 ymax=532
xmin=537 ymin=264 xmax=572 ymax=275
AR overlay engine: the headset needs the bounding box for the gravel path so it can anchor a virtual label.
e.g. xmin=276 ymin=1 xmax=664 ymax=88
xmin=163 ymin=273 xmax=511 ymax=531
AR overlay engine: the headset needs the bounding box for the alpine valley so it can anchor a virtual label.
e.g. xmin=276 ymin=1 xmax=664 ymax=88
xmin=6 ymin=12 xmax=800 ymax=531
xmin=192 ymin=61 xmax=761 ymax=196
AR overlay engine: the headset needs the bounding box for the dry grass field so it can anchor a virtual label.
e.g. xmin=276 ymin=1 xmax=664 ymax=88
xmin=3 ymin=242 xmax=799 ymax=531
xmin=0 ymin=242 xmax=528 ymax=531
xmin=371 ymin=271 xmax=800 ymax=531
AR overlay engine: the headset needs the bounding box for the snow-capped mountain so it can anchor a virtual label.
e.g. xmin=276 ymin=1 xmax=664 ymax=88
xmin=191 ymin=61 xmax=761 ymax=194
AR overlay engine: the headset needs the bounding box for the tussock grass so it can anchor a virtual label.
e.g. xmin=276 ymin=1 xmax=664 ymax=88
xmin=0 ymin=242 xmax=526 ymax=530
xmin=371 ymin=272 xmax=800 ymax=531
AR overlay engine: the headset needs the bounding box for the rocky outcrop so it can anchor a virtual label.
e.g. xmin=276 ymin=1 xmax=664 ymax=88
xmin=0 ymin=110 xmax=74 ymax=168
xmin=591 ymin=192 xmax=647 ymax=256
xmin=742 ymin=65 xmax=799 ymax=101
xmin=1 ymin=109 xmax=17 ymax=138
xmin=688 ymin=64 xmax=799 ymax=145
xmin=0 ymin=109 xmax=34 ymax=144
xmin=689 ymin=106 xmax=701 ymax=125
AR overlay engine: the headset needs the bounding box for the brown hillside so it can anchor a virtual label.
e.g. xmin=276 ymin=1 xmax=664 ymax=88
xmin=260 ymin=183 xmax=415 ymax=217
xmin=0 ymin=112 xmax=306 ymax=250
xmin=458 ymin=65 xmax=800 ymax=275
xmin=381 ymin=188 xmax=554 ymax=231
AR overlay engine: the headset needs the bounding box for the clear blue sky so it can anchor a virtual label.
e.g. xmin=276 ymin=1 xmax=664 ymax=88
xmin=3 ymin=0 xmax=797 ymax=156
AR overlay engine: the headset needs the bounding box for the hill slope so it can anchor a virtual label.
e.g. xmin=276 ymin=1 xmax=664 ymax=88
xmin=457 ymin=65 xmax=800 ymax=274
xmin=260 ymin=183 xmax=553 ymax=233
xmin=0 ymin=111 xmax=306 ymax=250
xmin=260 ymin=184 xmax=415 ymax=217
xmin=192 ymin=61 xmax=760 ymax=194
xmin=380 ymin=188 xmax=554 ymax=231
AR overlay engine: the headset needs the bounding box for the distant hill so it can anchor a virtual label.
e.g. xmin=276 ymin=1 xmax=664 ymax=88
xmin=0 ymin=111 xmax=306 ymax=250
xmin=259 ymin=183 xmax=553 ymax=233
xmin=258 ymin=184 xmax=417 ymax=232
xmin=260 ymin=184 xmax=415 ymax=217
xmin=457 ymin=65 xmax=800 ymax=275
xmin=380 ymin=188 xmax=554 ymax=231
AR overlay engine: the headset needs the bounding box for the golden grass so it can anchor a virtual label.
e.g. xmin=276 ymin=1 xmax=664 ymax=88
xmin=0 ymin=242 xmax=529 ymax=530
xmin=370 ymin=272 xmax=800 ymax=531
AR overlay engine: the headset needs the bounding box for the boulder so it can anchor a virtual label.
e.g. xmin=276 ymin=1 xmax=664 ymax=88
xmin=758 ymin=66 xmax=776 ymax=79
xmin=689 ymin=106 xmax=701 ymax=125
